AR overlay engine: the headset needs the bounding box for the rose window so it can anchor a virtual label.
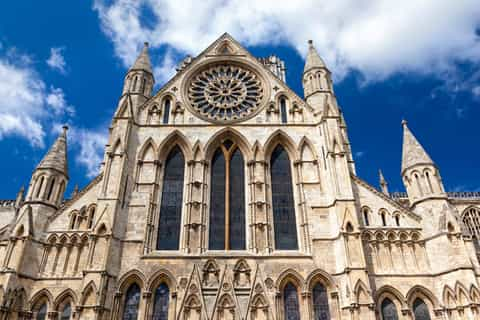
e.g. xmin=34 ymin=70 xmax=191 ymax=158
xmin=187 ymin=64 xmax=264 ymax=122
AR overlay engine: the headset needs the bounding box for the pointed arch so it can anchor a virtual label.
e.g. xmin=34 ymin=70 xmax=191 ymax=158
xmin=298 ymin=136 xmax=318 ymax=161
xmin=353 ymin=280 xmax=372 ymax=305
xmin=111 ymin=138 xmax=123 ymax=154
xmin=54 ymin=288 xmax=77 ymax=312
xmin=29 ymin=288 xmax=53 ymax=311
xmin=137 ymin=138 xmax=158 ymax=162
xmin=252 ymin=140 xmax=265 ymax=161
xmin=276 ymin=268 xmax=304 ymax=290
xmin=147 ymin=268 xmax=177 ymax=292
xmin=80 ymin=281 xmax=98 ymax=306
xmin=406 ymin=285 xmax=440 ymax=309
xmin=204 ymin=127 xmax=253 ymax=161
xmin=192 ymin=140 xmax=204 ymax=161
xmin=306 ymin=269 xmax=335 ymax=292
xmin=442 ymin=286 xmax=456 ymax=309
xmin=117 ymin=269 xmax=147 ymax=293
xmin=470 ymin=285 xmax=480 ymax=303
xmin=264 ymin=129 xmax=298 ymax=161
xmin=157 ymin=130 xmax=193 ymax=162
xmin=375 ymin=285 xmax=407 ymax=309
xmin=454 ymin=281 xmax=470 ymax=306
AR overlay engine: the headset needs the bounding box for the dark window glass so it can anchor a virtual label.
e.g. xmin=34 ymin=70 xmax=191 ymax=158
xmin=284 ymin=283 xmax=300 ymax=320
xmin=395 ymin=215 xmax=400 ymax=226
xmin=209 ymin=148 xmax=226 ymax=250
xmin=413 ymin=298 xmax=431 ymax=320
xmin=363 ymin=210 xmax=370 ymax=226
xmin=152 ymin=283 xmax=169 ymax=320
xmin=47 ymin=178 xmax=55 ymax=200
xmin=271 ymin=145 xmax=298 ymax=250
xmin=123 ymin=283 xmax=141 ymax=320
xmin=280 ymin=98 xmax=287 ymax=124
xmin=157 ymin=146 xmax=184 ymax=250
xmin=229 ymin=148 xmax=245 ymax=250
xmin=313 ymin=283 xmax=330 ymax=320
xmin=60 ymin=303 xmax=72 ymax=320
xmin=163 ymin=99 xmax=170 ymax=124
xmin=37 ymin=303 xmax=47 ymax=320
xmin=381 ymin=298 xmax=398 ymax=320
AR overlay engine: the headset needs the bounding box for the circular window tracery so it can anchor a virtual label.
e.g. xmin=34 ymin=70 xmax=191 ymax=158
xmin=187 ymin=64 xmax=264 ymax=122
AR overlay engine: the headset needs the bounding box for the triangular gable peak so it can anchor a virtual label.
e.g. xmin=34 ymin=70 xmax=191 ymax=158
xmin=139 ymin=33 xmax=315 ymax=121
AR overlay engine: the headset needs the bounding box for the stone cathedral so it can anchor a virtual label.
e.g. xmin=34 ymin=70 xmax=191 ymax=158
xmin=1 ymin=33 xmax=480 ymax=320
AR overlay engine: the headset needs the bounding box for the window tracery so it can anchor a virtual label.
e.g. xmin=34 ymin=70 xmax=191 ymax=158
xmin=462 ymin=207 xmax=480 ymax=237
xmin=283 ymin=283 xmax=300 ymax=320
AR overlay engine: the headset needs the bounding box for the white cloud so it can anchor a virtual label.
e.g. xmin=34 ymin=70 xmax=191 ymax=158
xmin=46 ymin=47 xmax=67 ymax=74
xmin=93 ymin=0 xmax=480 ymax=83
xmin=68 ymin=126 xmax=109 ymax=178
xmin=473 ymin=86 xmax=480 ymax=97
xmin=0 ymin=47 xmax=74 ymax=147
xmin=354 ymin=151 xmax=365 ymax=159
xmin=152 ymin=49 xmax=177 ymax=84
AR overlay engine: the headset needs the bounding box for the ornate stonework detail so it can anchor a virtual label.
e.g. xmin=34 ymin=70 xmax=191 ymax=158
xmin=187 ymin=63 xmax=264 ymax=122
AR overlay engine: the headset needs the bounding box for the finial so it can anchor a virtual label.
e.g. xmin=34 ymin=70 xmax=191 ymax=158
xmin=62 ymin=125 xmax=69 ymax=133
xmin=144 ymin=42 xmax=149 ymax=47
xmin=401 ymin=119 xmax=407 ymax=127
xmin=72 ymin=184 xmax=79 ymax=197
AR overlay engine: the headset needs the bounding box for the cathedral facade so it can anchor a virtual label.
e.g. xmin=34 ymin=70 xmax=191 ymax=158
xmin=0 ymin=33 xmax=479 ymax=320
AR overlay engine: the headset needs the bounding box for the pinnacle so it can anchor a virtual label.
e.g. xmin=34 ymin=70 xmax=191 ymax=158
xmin=130 ymin=42 xmax=153 ymax=74
xmin=36 ymin=126 xmax=68 ymax=177
xmin=304 ymin=40 xmax=326 ymax=72
xmin=401 ymin=121 xmax=434 ymax=173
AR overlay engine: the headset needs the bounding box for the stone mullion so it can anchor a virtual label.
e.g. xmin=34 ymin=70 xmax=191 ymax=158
xmin=145 ymin=160 xmax=161 ymax=254
xmin=62 ymin=244 xmax=73 ymax=275
xmin=302 ymin=291 xmax=313 ymax=319
xmin=50 ymin=244 xmax=62 ymax=275
xmin=183 ymin=160 xmax=195 ymax=253
xmin=70 ymin=244 xmax=82 ymax=275
xmin=408 ymin=241 xmax=419 ymax=271
xmin=199 ymin=160 xmax=208 ymax=252
xmin=39 ymin=245 xmax=49 ymax=273
xmin=294 ymin=161 xmax=311 ymax=254
xmin=262 ymin=161 xmax=273 ymax=253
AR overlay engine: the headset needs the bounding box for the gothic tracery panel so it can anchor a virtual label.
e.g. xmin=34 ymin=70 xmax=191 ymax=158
xmin=283 ymin=283 xmax=300 ymax=320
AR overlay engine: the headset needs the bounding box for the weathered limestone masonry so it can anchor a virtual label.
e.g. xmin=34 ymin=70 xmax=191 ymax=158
xmin=0 ymin=33 xmax=479 ymax=320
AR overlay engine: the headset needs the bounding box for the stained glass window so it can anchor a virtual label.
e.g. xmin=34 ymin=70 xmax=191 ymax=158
xmin=413 ymin=298 xmax=431 ymax=320
xmin=284 ymin=283 xmax=300 ymax=320
xmin=280 ymin=98 xmax=287 ymax=124
xmin=123 ymin=283 xmax=141 ymax=320
xmin=209 ymin=148 xmax=226 ymax=250
xmin=229 ymin=148 xmax=245 ymax=250
xmin=209 ymin=141 xmax=246 ymax=250
xmin=381 ymin=298 xmax=398 ymax=320
xmin=157 ymin=146 xmax=184 ymax=250
xmin=271 ymin=145 xmax=298 ymax=250
xmin=60 ymin=303 xmax=72 ymax=320
xmin=152 ymin=283 xmax=169 ymax=320
xmin=163 ymin=99 xmax=170 ymax=124
xmin=313 ymin=283 xmax=330 ymax=320
xmin=36 ymin=303 xmax=47 ymax=320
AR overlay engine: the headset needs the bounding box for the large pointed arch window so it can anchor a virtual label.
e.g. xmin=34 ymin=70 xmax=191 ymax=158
xmin=270 ymin=145 xmax=298 ymax=250
xmin=152 ymin=283 xmax=169 ymax=320
xmin=209 ymin=140 xmax=246 ymax=250
xmin=157 ymin=146 xmax=185 ymax=250
xmin=123 ymin=283 xmax=141 ymax=320
xmin=312 ymin=283 xmax=330 ymax=320
xmin=412 ymin=298 xmax=431 ymax=320
xmin=284 ymin=283 xmax=300 ymax=320
xmin=381 ymin=298 xmax=399 ymax=320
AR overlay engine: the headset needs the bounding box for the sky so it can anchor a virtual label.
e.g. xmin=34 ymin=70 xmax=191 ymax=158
xmin=0 ymin=0 xmax=479 ymax=199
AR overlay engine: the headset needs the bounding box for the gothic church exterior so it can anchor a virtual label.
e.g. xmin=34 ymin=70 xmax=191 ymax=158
xmin=0 ymin=33 xmax=479 ymax=320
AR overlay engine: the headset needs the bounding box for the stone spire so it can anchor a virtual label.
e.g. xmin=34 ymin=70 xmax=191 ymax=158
xmin=304 ymin=40 xmax=327 ymax=73
xmin=378 ymin=169 xmax=389 ymax=195
xmin=401 ymin=120 xmax=434 ymax=173
xmin=129 ymin=42 xmax=153 ymax=75
xmin=37 ymin=126 xmax=68 ymax=177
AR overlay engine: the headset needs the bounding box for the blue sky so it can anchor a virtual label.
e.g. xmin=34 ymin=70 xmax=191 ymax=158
xmin=0 ymin=1 xmax=479 ymax=199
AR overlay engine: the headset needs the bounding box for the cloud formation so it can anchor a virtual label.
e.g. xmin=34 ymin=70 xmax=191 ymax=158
xmin=0 ymin=48 xmax=73 ymax=147
xmin=46 ymin=47 xmax=67 ymax=74
xmin=93 ymin=0 xmax=480 ymax=82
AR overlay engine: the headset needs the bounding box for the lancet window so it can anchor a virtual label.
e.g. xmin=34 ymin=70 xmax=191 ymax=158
xmin=60 ymin=303 xmax=72 ymax=320
xmin=462 ymin=207 xmax=480 ymax=237
xmin=37 ymin=303 xmax=47 ymax=320
xmin=209 ymin=140 xmax=246 ymax=250
xmin=122 ymin=283 xmax=141 ymax=320
xmin=380 ymin=298 xmax=398 ymax=320
xmin=152 ymin=283 xmax=169 ymax=320
xmin=157 ymin=146 xmax=185 ymax=250
xmin=412 ymin=298 xmax=431 ymax=320
xmin=270 ymin=145 xmax=298 ymax=250
xmin=312 ymin=283 xmax=330 ymax=320
xmin=284 ymin=283 xmax=300 ymax=320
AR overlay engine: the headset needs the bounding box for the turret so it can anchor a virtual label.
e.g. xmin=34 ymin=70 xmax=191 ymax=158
xmin=121 ymin=42 xmax=155 ymax=109
xmin=401 ymin=120 xmax=446 ymax=205
xmin=379 ymin=169 xmax=389 ymax=196
xmin=25 ymin=126 xmax=68 ymax=208
xmin=302 ymin=40 xmax=334 ymax=114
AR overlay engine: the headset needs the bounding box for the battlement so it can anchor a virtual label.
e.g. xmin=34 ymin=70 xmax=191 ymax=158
xmin=0 ymin=200 xmax=15 ymax=207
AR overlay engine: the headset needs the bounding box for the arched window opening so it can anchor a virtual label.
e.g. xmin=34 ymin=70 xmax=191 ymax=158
xmin=312 ymin=283 xmax=330 ymax=320
xmin=381 ymin=212 xmax=387 ymax=226
xmin=36 ymin=303 xmax=47 ymax=320
xmin=57 ymin=181 xmax=65 ymax=202
xmin=70 ymin=213 xmax=77 ymax=230
xmin=346 ymin=222 xmax=354 ymax=233
xmin=280 ymin=98 xmax=287 ymax=124
xmin=412 ymin=298 xmax=431 ymax=320
xmin=46 ymin=178 xmax=56 ymax=201
xmin=157 ymin=146 xmax=185 ymax=250
xmin=152 ymin=283 xmax=169 ymax=320
xmin=425 ymin=171 xmax=434 ymax=193
xmin=122 ymin=283 xmax=141 ymax=320
xmin=395 ymin=215 xmax=400 ymax=227
xmin=381 ymin=298 xmax=399 ymax=320
xmin=131 ymin=76 xmax=138 ymax=92
xmin=60 ymin=303 xmax=72 ymax=320
xmin=209 ymin=140 xmax=246 ymax=250
xmin=142 ymin=78 xmax=146 ymax=95
xmin=363 ymin=208 xmax=370 ymax=226
xmin=462 ymin=207 xmax=480 ymax=237
xmin=36 ymin=176 xmax=45 ymax=199
xmin=88 ymin=207 xmax=96 ymax=229
xmin=414 ymin=174 xmax=423 ymax=196
xmin=271 ymin=145 xmax=298 ymax=250
xmin=284 ymin=283 xmax=300 ymax=320
xmin=162 ymin=98 xmax=171 ymax=124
